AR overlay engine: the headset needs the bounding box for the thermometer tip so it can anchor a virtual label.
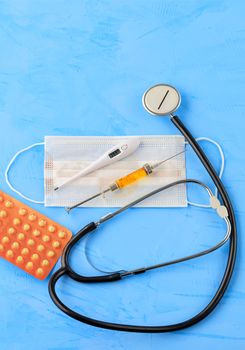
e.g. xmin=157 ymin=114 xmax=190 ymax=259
xmin=54 ymin=187 xmax=59 ymax=191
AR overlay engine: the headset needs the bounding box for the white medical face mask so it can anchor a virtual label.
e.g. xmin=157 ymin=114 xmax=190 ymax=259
xmin=44 ymin=135 xmax=187 ymax=207
xmin=5 ymin=136 xmax=224 ymax=208
xmin=5 ymin=135 xmax=187 ymax=208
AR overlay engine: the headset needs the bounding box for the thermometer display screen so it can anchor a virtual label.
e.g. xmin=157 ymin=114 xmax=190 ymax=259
xmin=109 ymin=149 xmax=121 ymax=158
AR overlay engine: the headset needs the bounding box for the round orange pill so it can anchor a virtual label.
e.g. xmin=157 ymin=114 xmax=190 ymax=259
xmin=2 ymin=236 xmax=10 ymax=244
xmin=47 ymin=250 xmax=55 ymax=258
xmin=33 ymin=229 xmax=41 ymax=237
xmin=5 ymin=200 xmax=13 ymax=208
xmin=11 ymin=242 xmax=19 ymax=250
xmin=37 ymin=244 xmax=45 ymax=252
xmin=16 ymin=256 xmax=24 ymax=264
xmin=21 ymin=248 xmax=29 ymax=255
xmin=52 ymin=241 xmax=60 ymax=249
xmin=58 ymin=231 xmax=66 ymax=239
xmin=13 ymin=218 xmax=21 ymax=225
xmin=19 ymin=208 xmax=27 ymax=216
xmin=27 ymin=239 xmax=35 ymax=247
xmin=6 ymin=250 xmax=14 ymax=258
xmin=26 ymin=261 xmax=33 ymax=270
xmin=38 ymin=219 xmax=46 ymax=227
xmin=0 ymin=210 xmax=7 ymax=218
xmin=23 ymin=224 xmax=30 ymax=231
xmin=18 ymin=233 xmax=25 ymax=241
xmin=41 ymin=259 xmax=49 ymax=267
xmin=48 ymin=225 xmax=56 ymax=233
xmin=28 ymin=214 xmax=36 ymax=221
xmin=0 ymin=244 xmax=4 ymax=252
xmin=31 ymin=253 xmax=39 ymax=261
xmin=8 ymin=227 xmax=15 ymax=235
xmin=36 ymin=268 xmax=44 ymax=277
xmin=42 ymin=235 xmax=50 ymax=242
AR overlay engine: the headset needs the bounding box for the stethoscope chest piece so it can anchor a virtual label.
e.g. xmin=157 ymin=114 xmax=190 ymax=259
xmin=142 ymin=83 xmax=181 ymax=116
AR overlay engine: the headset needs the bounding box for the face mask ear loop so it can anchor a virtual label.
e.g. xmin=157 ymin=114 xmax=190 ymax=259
xmin=4 ymin=142 xmax=45 ymax=204
xmin=187 ymin=137 xmax=225 ymax=208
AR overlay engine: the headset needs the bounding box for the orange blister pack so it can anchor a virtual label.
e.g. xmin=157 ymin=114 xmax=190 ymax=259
xmin=0 ymin=190 xmax=72 ymax=280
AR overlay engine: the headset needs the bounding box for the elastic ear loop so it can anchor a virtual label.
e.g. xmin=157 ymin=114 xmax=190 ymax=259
xmin=187 ymin=137 xmax=225 ymax=208
xmin=4 ymin=142 xmax=45 ymax=204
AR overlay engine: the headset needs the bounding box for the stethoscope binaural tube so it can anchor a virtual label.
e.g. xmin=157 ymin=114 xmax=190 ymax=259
xmin=48 ymin=85 xmax=237 ymax=333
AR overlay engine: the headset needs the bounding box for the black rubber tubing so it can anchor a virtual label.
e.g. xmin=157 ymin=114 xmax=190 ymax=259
xmin=48 ymin=115 xmax=237 ymax=333
xmin=62 ymin=222 xmax=122 ymax=283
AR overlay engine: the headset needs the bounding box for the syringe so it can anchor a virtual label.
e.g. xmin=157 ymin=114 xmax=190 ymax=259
xmin=66 ymin=150 xmax=185 ymax=213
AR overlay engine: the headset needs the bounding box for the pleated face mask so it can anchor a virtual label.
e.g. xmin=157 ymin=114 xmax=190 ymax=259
xmin=44 ymin=135 xmax=187 ymax=208
xmin=5 ymin=135 xmax=187 ymax=208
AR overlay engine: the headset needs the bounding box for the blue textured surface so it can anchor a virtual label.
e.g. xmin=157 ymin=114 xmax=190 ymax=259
xmin=0 ymin=1 xmax=244 ymax=349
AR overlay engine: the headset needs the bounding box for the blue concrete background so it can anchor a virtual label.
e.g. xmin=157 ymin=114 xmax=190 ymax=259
xmin=0 ymin=0 xmax=244 ymax=349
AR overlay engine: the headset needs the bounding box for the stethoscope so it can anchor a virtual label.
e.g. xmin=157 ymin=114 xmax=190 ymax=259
xmin=49 ymin=84 xmax=237 ymax=333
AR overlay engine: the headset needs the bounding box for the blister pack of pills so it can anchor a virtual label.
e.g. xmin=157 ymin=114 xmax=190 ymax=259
xmin=0 ymin=190 xmax=72 ymax=280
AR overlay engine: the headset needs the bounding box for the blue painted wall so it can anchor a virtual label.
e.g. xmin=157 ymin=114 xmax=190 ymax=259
xmin=0 ymin=1 xmax=244 ymax=349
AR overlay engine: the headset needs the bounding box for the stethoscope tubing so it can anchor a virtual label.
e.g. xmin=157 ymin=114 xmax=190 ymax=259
xmin=48 ymin=115 xmax=236 ymax=333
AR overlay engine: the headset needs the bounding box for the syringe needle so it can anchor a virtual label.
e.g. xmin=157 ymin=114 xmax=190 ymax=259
xmin=65 ymin=188 xmax=111 ymax=213
xmin=151 ymin=150 xmax=185 ymax=169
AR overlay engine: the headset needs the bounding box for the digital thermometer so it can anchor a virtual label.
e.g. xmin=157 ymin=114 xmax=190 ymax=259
xmin=54 ymin=137 xmax=141 ymax=191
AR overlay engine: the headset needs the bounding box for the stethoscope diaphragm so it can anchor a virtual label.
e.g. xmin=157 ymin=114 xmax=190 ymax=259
xmin=142 ymin=83 xmax=181 ymax=116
